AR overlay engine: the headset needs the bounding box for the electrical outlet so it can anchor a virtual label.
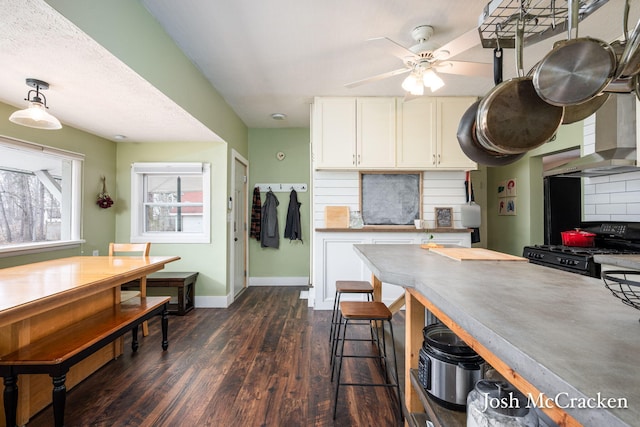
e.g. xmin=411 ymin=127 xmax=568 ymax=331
xmin=92 ymin=250 xmax=99 ymax=256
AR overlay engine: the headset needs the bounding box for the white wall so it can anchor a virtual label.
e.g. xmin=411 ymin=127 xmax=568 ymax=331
xmin=583 ymin=115 xmax=640 ymax=222
xmin=313 ymin=170 xmax=468 ymax=228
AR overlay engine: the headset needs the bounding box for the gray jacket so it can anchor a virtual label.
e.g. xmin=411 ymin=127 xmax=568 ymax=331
xmin=260 ymin=191 xmax=279 ymax=248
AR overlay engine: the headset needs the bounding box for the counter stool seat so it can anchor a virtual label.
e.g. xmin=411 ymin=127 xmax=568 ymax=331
xmin=329 ymin=281 xmax=374 ymax=368
xmin=332 ymin=301 xmax=402 ymax=421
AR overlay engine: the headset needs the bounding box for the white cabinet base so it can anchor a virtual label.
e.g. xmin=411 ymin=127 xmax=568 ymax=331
xmin=312 ymin=231 xmax=471 ymax=310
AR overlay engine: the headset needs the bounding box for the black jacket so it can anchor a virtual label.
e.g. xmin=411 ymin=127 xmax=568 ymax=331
xmin=284 ymin=189 xmax=302 ymax=242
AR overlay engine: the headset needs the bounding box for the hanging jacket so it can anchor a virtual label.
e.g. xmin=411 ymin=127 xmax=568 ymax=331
xmin=284 ymin=189 xmax=302 ymax=242
xmin=250 ymin=186 xmax=261 ymax=241
xmin=260 ymin=190 xmax=279 ymax=248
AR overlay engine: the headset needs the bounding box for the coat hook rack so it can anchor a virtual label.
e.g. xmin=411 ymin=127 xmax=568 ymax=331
xmin=255 ymin=183 xmax=307 ymax=193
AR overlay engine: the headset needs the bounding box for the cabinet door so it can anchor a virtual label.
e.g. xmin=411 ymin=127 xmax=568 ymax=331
xmin=312 ymin=97 xmax=357 ymax=168
xmin=396 ymin=97 xmax=437 ymax=168
xmin=356 ymin=98 xmax=396 ymax=168
xmin=436 ymin=97 xmax=477 ymax=170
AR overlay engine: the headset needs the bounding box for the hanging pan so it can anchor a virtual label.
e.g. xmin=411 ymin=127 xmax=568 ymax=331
xmin=476 ymin=20 xmax=563 ymax=155
xmin=615 ymin=0 xmax=640 ymax=79
xmin=533 ymin=0 xmax=617 ymax=106
xmin=457 ymin=46 xmax=525 ymax=167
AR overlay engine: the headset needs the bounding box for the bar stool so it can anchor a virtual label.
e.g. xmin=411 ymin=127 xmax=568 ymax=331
xmin=332 ymin=301 xmax=402 ymax=421
xmin=329 ymin=280 xmax=374 ymax=368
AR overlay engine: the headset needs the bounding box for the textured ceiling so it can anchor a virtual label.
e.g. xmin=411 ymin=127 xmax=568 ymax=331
xmin=0 ymin=0 xmax=635 ymax=142
xmin=0 ymin=0 xmax=220 ymax=143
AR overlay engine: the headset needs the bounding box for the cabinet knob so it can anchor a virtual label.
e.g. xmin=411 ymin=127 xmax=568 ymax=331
xmin=432 ymin=154 xmax=436 ymax=165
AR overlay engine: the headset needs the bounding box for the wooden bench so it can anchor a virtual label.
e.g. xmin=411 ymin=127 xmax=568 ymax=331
xmin=122 ymin=272 xmax=198 ymax=315
xmin=0 ymin=296 xmax=170 ymax=427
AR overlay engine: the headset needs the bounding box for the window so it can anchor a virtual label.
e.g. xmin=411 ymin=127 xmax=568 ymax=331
xmin=131 ymin=162 xmax=210 ymax=243
xmin=0 ymin=136 xmax=83 ymax=255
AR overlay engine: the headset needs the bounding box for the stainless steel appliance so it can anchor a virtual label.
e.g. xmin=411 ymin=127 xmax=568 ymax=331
xmin=524 ymin=222 xmax=640 ymax=277
xmin=417 ymin=323 xmax=484 ymax=411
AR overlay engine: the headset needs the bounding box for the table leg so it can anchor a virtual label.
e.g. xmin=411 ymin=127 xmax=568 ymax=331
xmin=141 ymin=276 xmax=149 ymax=336
xmin=3 ymin=375 xmax=18 ymax=427
xmin=405 ymin=290 xmax=425 ymax=416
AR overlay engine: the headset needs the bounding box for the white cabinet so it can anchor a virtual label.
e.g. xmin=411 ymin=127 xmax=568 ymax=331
xmin=312 ymin=97 xmax=396 ymax=169
xmin=396 ymin=96 xmax=477 ymax=169
xmin=396 ymin=97 xmax=437 ymax=168
xmin=436 ymin=97 xmax=478 ymax=170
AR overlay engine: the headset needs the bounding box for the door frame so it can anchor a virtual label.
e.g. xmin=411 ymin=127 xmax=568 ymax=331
xmin=230 ymin=149 xmax=249 ymax=302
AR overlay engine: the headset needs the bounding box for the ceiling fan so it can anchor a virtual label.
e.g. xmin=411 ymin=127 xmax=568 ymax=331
xmin=345 ymin=25 xmax=493 ymax=95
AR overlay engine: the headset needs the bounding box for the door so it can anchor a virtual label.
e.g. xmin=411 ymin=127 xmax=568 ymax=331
xmin=233 ymin=155 xmax=248 ymax=297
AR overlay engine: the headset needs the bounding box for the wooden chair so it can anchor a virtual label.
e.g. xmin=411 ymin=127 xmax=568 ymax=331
xmin=109 ymin=242 xmax=151 ymax=336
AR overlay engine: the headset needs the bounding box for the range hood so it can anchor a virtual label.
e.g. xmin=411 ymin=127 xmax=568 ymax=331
xmin=543 ymin=94 xmax=638 ymax=177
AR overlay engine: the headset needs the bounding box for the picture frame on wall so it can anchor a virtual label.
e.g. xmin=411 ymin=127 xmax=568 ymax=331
xmin=434 ymin=207 xmax=453 ymax=228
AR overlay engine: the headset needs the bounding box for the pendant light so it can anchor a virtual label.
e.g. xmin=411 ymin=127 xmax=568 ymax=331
xmin=9 ymin=78 xmax=62 ymax=130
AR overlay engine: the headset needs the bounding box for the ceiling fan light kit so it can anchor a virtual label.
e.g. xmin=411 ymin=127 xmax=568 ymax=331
xmin=9 ymin=78 xmax=62 ymax=130
xmin=346 ymin=24 xmax=490 ymax=95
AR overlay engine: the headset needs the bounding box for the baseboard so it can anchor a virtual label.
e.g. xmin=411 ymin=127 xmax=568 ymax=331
xmin=195 ymin=295 xmax=233 ymax=308
xmin=249 ymin=276 xmax=310 ymax=287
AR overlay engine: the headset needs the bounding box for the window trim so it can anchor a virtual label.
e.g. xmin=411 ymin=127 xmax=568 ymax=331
xmin=130 ymin=162 xmax=211 ymax=244
xmin=0 ymin=135 xmax=84 ymax=255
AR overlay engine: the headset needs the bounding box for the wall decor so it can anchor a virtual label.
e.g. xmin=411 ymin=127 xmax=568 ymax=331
xmin=499 ymin=197 xmax=517 ymax=216
xmin=497 ymin=180 xmax=506 ymax=198
xmin=506 ymin=178 xmax=517 ymax=197
xmin=435 ymin=207 xmax=453 ymax=228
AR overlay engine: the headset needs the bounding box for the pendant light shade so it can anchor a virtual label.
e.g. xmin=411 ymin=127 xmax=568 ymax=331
xmin=9 ymin=79 xmax=62 ymax=130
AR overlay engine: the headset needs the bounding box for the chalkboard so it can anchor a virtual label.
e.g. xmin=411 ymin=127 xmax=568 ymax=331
xmin=360 ymin=172 xmax=422 ymax=225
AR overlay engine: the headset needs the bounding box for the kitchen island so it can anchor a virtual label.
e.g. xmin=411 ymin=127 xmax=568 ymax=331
xmin=354 ymin=244 xmax=639 ymax=427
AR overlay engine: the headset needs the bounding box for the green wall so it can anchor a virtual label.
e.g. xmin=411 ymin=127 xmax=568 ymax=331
xmin=43 ymin=0 xmax=250 ymax=299
xmin=248 ymin=128 xmax=310 ymax=280
xmin=486 ymin=121 xmax=583 ymax=255
xmin=115 ymin=141 xmax=229 ymax=298
xmin=0 ymin=101 xmax=117 ymax=268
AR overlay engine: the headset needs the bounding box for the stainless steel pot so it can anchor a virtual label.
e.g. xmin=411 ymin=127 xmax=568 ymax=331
xmin=533 ymin=0 xmax=617 ymax=106
xmin=457 ymin=100 xmax=525 ymax=166
xmin=417 ymin=323 xmax=484 ymax=411
xmin=476 ymin=21 xmax=563 ymax=155
xmin=467 ymin=380 xmax=539 ymax=427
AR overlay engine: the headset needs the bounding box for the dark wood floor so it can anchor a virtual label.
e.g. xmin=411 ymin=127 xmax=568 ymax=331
xmin=27 ymin=287 xmax=406 ymax=426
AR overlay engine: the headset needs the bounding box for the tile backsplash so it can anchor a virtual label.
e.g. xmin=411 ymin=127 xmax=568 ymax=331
xmin=583 ymin=115 xmax=640 ymax=222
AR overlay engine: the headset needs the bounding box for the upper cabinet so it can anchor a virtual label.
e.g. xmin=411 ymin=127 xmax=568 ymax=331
xmin=397 ymin=96 xmax=477 ymax=169
xmin=312 ymin=97 xmax=395 ymax=169
xmin=313 ymin=96 xmax=477 ymax=170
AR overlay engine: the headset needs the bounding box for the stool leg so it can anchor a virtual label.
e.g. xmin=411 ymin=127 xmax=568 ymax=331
xmin=329 ymin=290 xmax=339 ymax=344
xmin=332 ymin=317 xmax=348 ymax=419
xmin=330 ymin=308 xmax=344 ymax=375
xmin=386 ymin=319 xmax=403 ymax=421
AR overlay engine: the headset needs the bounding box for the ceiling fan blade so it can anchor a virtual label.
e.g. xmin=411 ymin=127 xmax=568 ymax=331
xmin=435 ymin=28 xmax=481 ymax=59
xmin=436 ymin=61 xmax=492 ymax=78
xmin=345 ymin=68 xmax=410 ymax=88
xmin=368 ymin=36 xmax=418 ymax=61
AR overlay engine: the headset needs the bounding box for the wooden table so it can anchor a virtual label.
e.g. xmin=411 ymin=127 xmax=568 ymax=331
xmin=0 ymin=255 xmax=179 ymax=426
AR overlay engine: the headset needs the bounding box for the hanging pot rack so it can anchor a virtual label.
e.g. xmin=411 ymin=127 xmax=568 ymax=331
xmin=478 ymin=0 xmax=610 ymax=48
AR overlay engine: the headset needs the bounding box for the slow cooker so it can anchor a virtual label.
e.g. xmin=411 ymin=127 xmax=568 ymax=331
xmin=418 ymin=323 xmax=484 ymax=411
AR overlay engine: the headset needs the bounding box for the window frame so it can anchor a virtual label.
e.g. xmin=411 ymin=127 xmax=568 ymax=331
xmin=0 ymin=135 xmax=84 ymax=257
xmin=130 ymin=162 xmax=211 ymax=244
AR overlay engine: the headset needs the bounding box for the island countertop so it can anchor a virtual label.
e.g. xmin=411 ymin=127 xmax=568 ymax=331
xmin=594 ymin=254 xmax=640 ymax=271
xmin=354 ymin=244 xmax=639 ymax=427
